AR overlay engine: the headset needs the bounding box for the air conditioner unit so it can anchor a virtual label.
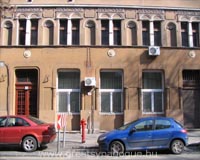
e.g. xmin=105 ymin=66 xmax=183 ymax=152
xmin=148 ymin=46 xmax=160 ymax=56
xmin=85 ymin=77 xmax=96 ymax=86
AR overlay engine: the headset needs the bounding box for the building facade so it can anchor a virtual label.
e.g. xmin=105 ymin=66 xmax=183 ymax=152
xmin=0 ymin=0 xmax=200 ymax=131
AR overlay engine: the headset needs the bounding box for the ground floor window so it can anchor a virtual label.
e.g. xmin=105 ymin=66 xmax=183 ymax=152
xmin=142 ymin=71 xmax=164 ymax=114
xmin=100 ymin=70 xmax=123 ymax=114
xmin=57 ymin=69 xmax=80 ymax=113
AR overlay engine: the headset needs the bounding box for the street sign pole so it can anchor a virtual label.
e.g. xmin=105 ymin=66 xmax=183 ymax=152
xmin=56 ymin=113 xmax=67 ymax=150
xmin=63 ymin=125 xmax=66 ymax=148
xmin=57 ymin=129 xmax=60 ymax=153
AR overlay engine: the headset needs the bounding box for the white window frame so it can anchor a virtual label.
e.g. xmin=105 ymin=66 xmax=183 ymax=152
xmin=141 ymin=71 xmax=164 ymax=114
xmin=99 ymin=70 xmax=123 ymax=115
xmin=56 ymin=71 xmax=80 ymax=115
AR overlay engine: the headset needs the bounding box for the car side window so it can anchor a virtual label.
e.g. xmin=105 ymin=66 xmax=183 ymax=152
xmin=0 ymin=117 xmax=7 ymax=127
xmin=7 ymin=117 xmax=30 ymax=127
xmin=7 ymin=118 xmax=15 ymax=127
xmin=135 ymin=120 xmax=153 ymax=131
xmin=155 ymin=119 xmax=171 ymax=130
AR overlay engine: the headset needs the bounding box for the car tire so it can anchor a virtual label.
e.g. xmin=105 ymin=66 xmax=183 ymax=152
xmin=22 ymin=136 xmax=38 ymax=152
xmin=170 ymin=139 xmax=184 ymax=154
xmin=110 ymin=141 xmax=125 ymax=156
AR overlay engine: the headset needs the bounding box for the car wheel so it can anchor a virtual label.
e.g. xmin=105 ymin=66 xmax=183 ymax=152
xmin=170 ymin=139 xmax=184 ymax=154
xmin=110 ymin=141 xmax=125 ymax=156
xmin=22 ymin=136 xmax=38 ymax=152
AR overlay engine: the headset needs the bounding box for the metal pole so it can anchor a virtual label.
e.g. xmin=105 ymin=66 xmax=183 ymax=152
xmin=63 ymin=126 xmax=66 ymax=148
xmin=57 ymin=130 xmax=60 ymax=153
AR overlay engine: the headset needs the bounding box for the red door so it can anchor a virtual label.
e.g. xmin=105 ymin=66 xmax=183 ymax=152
xmin=15 ymin=69 xmax=38 ymax=117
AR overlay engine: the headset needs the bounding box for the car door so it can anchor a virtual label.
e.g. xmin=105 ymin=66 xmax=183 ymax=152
xmin=0 ymin=116 xmax=8 ymax=143
xmin=152 ymin=119 xmax=173 ymax=147
xmin=1 ymin=117 xmax=23 ymax=144
xmin=127 ymin=119 xmax=154 ymax=149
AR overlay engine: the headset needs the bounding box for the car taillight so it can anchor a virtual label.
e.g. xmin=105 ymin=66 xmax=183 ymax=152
xmin=181 ymin=129 xmax=187 ymax=133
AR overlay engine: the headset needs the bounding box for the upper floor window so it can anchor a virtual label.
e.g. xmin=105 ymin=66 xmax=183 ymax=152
xmin=127 ymin=21 xmax=137 ymax=46
xmin=181 ymin=22 xmax=189 ymax=47
xmin=44 ymin=20 xmax=54 ymax=45
xmin=113 ymin=20 xmax=121 ymax=45
xmin=19 ymin=19 xmax=26 ymax=45
xmin=100 ymin=70 xmax=123 ymax=114
xmin=3 ymin=21 xmax=12 ymax=45
xmin=86 ymin=20 xmax=96 ymax=45
xmin=154 ymin=22 xmax=161 ymax=46
xmin=31 ymin=19 xmax=38 ymax=45
xmin=142 ymin=21 xmax=150 ymax=46
xmin=72 ymin=20 xmax=80 ymax=45
xmin=142 ymin=71 xmax=164 ymax=114
xmin=192 ymin=22 xmax=200 ymax=47
xmin=167 ymin=22 xmax=177 ymax=47
xmin=101 ymin=20 xmax=109 ymax=45
xmin=142 ymin=21 xmax=162 ymax=46
xmin=59 ymin=19 xmax=67 ymax=45
xmin=57 ymin=70 xmax=80 ymax=113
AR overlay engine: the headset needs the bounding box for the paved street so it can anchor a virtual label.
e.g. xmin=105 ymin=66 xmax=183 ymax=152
xmin=0 ymin=130 xmax=200 ymax=160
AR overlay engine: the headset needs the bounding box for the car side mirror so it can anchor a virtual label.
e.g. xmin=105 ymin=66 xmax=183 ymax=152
xmin=129 ymin=127 xmax=136 ymax=134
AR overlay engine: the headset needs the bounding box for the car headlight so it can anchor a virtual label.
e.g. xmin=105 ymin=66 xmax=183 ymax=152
xmin=98 ymin=135 xmax=107 ymax=141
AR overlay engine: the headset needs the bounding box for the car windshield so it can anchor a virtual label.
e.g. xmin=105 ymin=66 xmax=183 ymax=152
xmin=28 ymin=116 xmax=45 ymax=125
xmin=117 ymin=120 xmax=137 ymax=130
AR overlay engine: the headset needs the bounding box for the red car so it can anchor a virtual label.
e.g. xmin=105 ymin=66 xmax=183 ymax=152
xmin=0 ymin=115 xmax=56 ymax=152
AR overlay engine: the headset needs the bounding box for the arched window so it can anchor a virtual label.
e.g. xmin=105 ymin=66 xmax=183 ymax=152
xmin=44 ymin=20 xmax=54 ymax=45
xmin=3 ymin=21 xmax=13 ymax=45
xmin=86 ymin=20 xmax=95 ymax=45
xmin=167 ymin=22 xmax=177 ymax=47
xmin=127 ymin=21 xmax=137 ymax=45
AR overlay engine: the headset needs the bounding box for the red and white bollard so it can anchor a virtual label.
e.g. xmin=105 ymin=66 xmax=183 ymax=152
xmin=80 ymin=119 xmax=87 ymax=143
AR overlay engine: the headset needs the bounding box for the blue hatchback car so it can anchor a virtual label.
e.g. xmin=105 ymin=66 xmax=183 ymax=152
xmin=97 ymin=117 xmax=188 ymax=155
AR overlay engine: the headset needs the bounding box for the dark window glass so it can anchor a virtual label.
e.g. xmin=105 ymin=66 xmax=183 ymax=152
xmin=72 ymin=20 xmax=79 ymax=45
xmin=101 ymin=20 xmax=109 ymax=45
xmin=155 ymin=119 xmax=171 ymax=130
xmin=135 ymin=120 xmax=153 ymax=131
xmin=100 ymin=71 xmax=123 ymax=113
xmin=142 ymin=72 xmax=162 ymax=89
xmin=181 ymin=22 xmax=189 ymax=47
xmin=192 ymin=23 xmax=200 ymax=47
xmin=154 ymin=22 xmax=161 ymax=46
xmin=0 ymin=117 xmax=7 ymax=127
xmin=113 ymin=20 xmax=121 ymax=45
xmin=60 ymin=19 xmax=67 ymax=45
xmin=142 ymin=21 xmax=150 ymax=46
xmin=183 ymin=70 xmax=200 ymax=87
xmin=57 ymin=70 xmax=80 ymax=113
xmin=19 ymin=19 xmax=26 ymax=45
xmin=31 ymin=19 xmax=38 ymax=45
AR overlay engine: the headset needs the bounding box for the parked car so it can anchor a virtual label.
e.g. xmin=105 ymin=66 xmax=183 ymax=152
xmin=98 ymin=117 xmax=188 ymax=155
xmin=0 ymin=115 xmax=56 ymax=152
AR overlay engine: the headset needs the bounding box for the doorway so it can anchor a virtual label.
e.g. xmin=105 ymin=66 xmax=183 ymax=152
xmin=182 ymin=70 xmax=200 ymax=128
xmin=15 ymin=69 xmax=38 ymax=117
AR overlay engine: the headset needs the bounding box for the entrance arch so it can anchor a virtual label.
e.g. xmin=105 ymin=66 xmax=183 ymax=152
xmin=15 ymin=69 xmax=38 ymax=117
